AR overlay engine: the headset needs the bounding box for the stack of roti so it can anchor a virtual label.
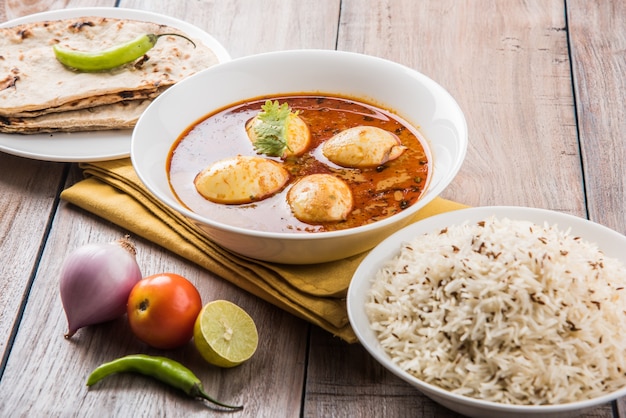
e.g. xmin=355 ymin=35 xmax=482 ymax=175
xmin=0 ymin=16 xmax=220 ymax=134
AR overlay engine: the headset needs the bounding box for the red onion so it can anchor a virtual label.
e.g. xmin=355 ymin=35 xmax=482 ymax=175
xmin=60 ymin=236 xmax=143 ymax=338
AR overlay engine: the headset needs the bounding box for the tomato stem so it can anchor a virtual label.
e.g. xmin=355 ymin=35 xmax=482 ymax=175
xmin=138 ymin=299 xmax=149 ymax=312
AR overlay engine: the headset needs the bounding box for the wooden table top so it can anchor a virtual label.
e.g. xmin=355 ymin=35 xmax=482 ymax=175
xmin=1 ymin=0 xmax=625 ymax=417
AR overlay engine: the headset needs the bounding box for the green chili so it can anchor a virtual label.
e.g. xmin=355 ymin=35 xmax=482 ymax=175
xmin=86 ymin=354 xmax=243 ymax=410
xmin=53 ymin=33 xmax=195 ymax=72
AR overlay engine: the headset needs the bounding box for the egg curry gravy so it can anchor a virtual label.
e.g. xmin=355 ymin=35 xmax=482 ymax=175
xmin=168 ymin=95 xmax=430 ymax=233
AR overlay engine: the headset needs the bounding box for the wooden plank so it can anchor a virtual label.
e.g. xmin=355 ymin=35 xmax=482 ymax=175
xmin=119 ymin=0 xmax=341 ymax=58
xmin=567 ymin=1 xmax=626 ymax=417
xmin=337 ymin=0 xmax=584 ymax=214
xmin=567 ymin=0 xmax=626 ymax=233
xmin=1 ymin=0 xmax=117 ymax=21
xmin=0 ymin=156 xmax=66 ymax=364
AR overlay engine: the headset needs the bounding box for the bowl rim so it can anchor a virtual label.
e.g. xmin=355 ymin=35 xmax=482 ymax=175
xmin=347 ymin=205 xmax=626 ymax=412
xmin=131 ymin=49 xmax=468 ymax=241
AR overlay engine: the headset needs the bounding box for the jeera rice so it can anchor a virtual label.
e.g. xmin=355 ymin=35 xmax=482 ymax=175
xmin=366 ymin=217 xmax=626 ymax=405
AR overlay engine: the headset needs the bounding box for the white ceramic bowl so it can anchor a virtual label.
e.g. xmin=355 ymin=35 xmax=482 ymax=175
xmin=132 ymin=49 xmax=467 ymax=264
xmin=347 ymin=206 xmax=626 ymax=417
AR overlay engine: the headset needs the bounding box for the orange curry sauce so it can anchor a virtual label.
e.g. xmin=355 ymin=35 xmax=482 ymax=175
xmin=168 ymin=95 xmax=430 ymax=233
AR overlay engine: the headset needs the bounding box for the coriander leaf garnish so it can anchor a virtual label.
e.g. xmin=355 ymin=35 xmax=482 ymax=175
xmin=252 ymin=100 xmax=296 ymax=157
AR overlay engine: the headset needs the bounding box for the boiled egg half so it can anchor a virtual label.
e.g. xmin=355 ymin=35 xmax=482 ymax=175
xmin=322 ymin=126 xmax=407 ymax=168
xmin=194 ymin=155 xmax=289 ymax=204
xmin=246 ymin=113 xmax=311 ymax=158
xmin=287 ymin=174 xmax=354 ymax=224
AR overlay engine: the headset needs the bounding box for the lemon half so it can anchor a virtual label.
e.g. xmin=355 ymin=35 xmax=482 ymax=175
xmin=193 ymin=300 xmax=259 ymax=368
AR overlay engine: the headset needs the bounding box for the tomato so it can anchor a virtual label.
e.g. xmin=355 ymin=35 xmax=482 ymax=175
xmin=127 ymin=273 xmax=202 ymax=349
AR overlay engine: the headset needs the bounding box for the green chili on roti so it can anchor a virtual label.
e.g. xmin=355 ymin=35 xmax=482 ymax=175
xmin=0 ymin=16 xmax=218 ymax=133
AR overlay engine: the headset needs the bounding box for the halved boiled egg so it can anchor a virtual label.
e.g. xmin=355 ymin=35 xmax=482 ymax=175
xmin=322 ymin=126 xmax=407 ymax=168
xmin=287 ymin=174 xmax=353 ymax=224
xmin=246 ymin=113 xmax=311 ymax=158
xmin=194 ymin=155 xmax=289 ymax=204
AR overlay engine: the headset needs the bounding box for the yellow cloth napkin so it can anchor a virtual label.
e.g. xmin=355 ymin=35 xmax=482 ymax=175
xmin=61 ymin=158 xmax=467 ymax=342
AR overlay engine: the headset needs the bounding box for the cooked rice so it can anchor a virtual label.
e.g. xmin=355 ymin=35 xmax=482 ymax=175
xmin=365 ymin=217 xmax=626 ymax=405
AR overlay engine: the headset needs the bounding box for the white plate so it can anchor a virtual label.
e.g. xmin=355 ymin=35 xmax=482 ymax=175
xmin=347 ymin=206 xmax=626 ymax=418
xmin=0 ymin=7 xmax=231 ymax=162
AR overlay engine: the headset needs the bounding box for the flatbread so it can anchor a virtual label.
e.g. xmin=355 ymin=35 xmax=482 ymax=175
xmin=0 ymin=100 xmax=151 ymax=134
xmin=8 ymin=86 xmax=168 ymax=118
xmin=0 ymin=16 xmax=219 ymax=132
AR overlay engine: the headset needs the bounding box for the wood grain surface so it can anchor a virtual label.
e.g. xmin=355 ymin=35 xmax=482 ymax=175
xmin=1 ymin=0 xmax=624 ymax=417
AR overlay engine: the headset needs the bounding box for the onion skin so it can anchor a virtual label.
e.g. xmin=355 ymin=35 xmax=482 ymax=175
xmin=60 ymin=236 xmax=143 ymax=338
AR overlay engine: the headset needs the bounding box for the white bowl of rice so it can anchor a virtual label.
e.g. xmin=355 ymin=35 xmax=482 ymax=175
xmin=347 ymin=206 xmax=626 ymax=418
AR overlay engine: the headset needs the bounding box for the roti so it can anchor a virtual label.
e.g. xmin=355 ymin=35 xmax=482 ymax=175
xmin=7 ymin=86 xmax=168 ymax=118
xmin=0 ymin=100 xmax=152 ymax=134
xmin=0 ymin=16 xmax=219 ymax=133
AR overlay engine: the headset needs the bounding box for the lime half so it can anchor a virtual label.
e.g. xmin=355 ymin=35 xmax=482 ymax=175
xmin=194 ymin=300 xmax=259 ymax=368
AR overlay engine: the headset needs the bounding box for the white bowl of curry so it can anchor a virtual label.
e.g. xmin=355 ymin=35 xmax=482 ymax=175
xmin=131 ymin=49 xmax=467 ymax=264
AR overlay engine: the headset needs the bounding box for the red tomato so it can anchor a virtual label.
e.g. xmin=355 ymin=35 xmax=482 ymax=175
xmin=127 ymin=273 xmax=202 ymax=349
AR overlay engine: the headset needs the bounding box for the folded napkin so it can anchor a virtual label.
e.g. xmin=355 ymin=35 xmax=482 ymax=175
xmin=61 ymin=158 xmax=467 ymax=342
